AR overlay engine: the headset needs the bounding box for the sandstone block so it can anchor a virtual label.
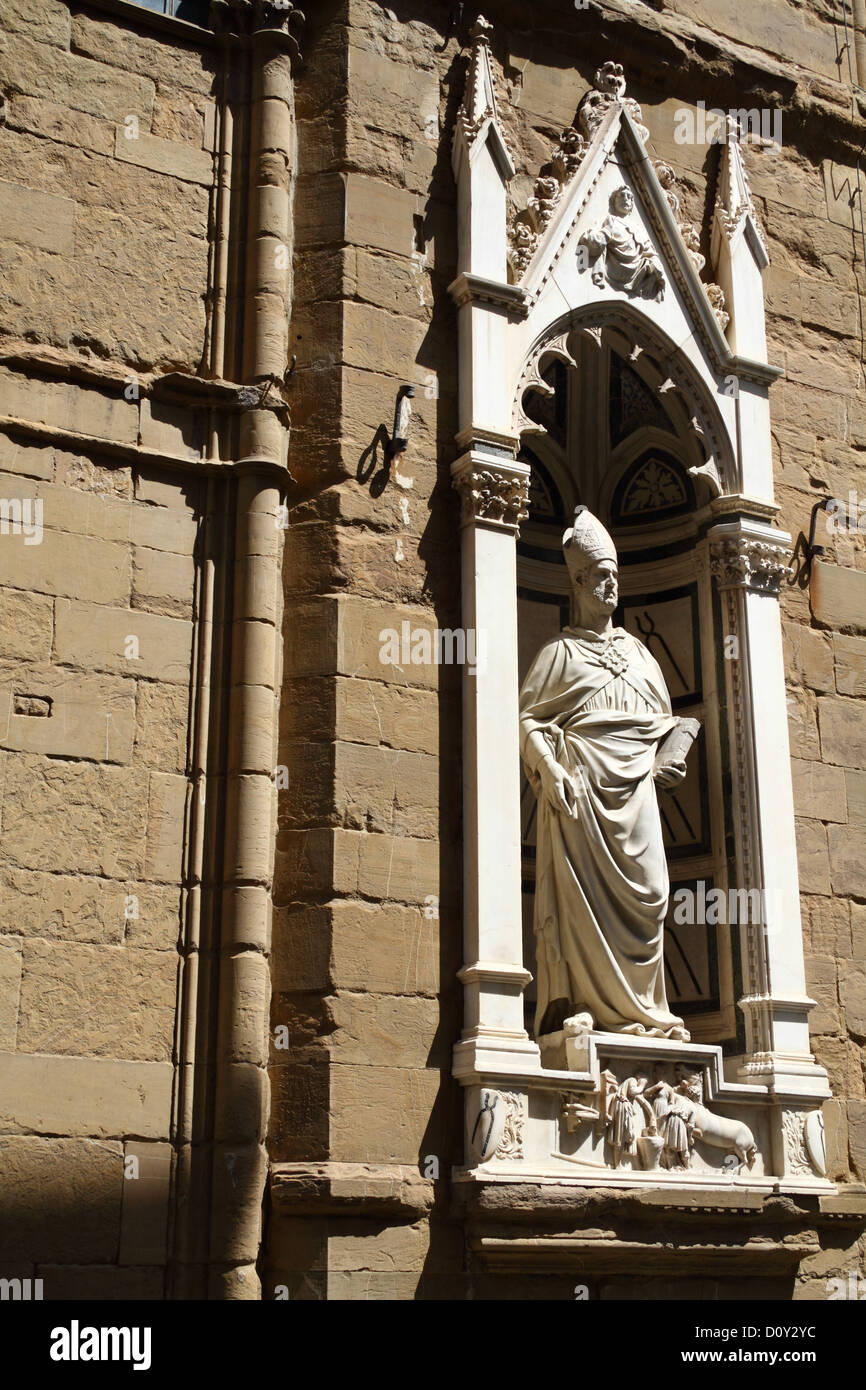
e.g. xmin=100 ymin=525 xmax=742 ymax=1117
xmin=145 ymin=772 xmax=188 ymax=884
xmin=70 ymin=12 xmax=216 ymax=96
xmin=812 ymin=1035 xmax=865 ymax=1101
xmin=828 ymin=824 xmax=866 ymax=897
xmin=0 ymin=432 xmax=53 ymax=482
xmin=329 ymin=1063 xmax=444 ymax=1163
xmin=134 ymin=681 xmax=190 ymax=774
xmin=785 ymin=686 xmax=820 ymax=760
xmin=804 ymin=956 xmax=840 ymax=1035
xmin=835 ymin=633 xmax=866 ymax=696
xmin=852 ymin=902 xmax=866 ymax=961
xmin=134 ymin=469 xmax=198 ymax=511
xmin=343 ymin=301 xmax=427 ymax=384
xmin=333 ymin=828 xmax=445 ymax=904
xmin=7 ymin=94 xmax=113 ymax=156
xmin=845 ymin=769 xmax=866 ymax=825
xmin=138 ymin=400 xmax=205 ymax=462
xmin=35 ymin=480 xmax=131 ymax=545
xmin=0 ymin=523 xmax=129 ymax=605
xmin=0 ymin=178 xmax=75 ymax=254
xmin=328 ymin=1218 xmax=429 ymax=1273
xmin=783 ymin=624 xmax=834 ymax=692
xmin=0 ymin=1136 xmax=122 ymax=1263
xmin=119 ymin=1141 xmax=172 ymax=1265
xmin=323 ymin=993 xmax=446 ymax=1069
xmin=823 ymin=1098 xmax=848 ymax=1182
xmin=2 ymin=0 xmax=70 ymax=48
xmin=0 ymin=32 xmax=156 ymax=124
xmin=791 ymin=759 xmax=847 ymax=821
xmin=0 ymin=588 xmax=52 ymax=661
xmin=818 ymin=695 xmax=866 ymax=769
xmin=0 ymin=756 xmax=147 ymax=878
xmin=0 ymin=1053 xmax=172 ymax=1139
xmin=338 ymin=595 xmax=442 ymax=690
xmin=132 ymin=546 xmax=195 ymax=618
xmin=803 ymin=896 xmax=851 ymax=958
xmin=354 ymin=248 xmax=431 ymax=320
xmin=0 ymin=936 xmax=22 ymax=1050
xmin=0 ymin=866 xmax=122 ymax=945
xmin=114 ymin=126 xmax=213 ymax=185
xmin=811 ymin=560 xmax=866 ymax=634
xmin=795 ymin=818 xmax=831 ymax=896
xmin=332 ymin=742 xmax=440 ymax=838
xmin=294 ymin=172 xmax=345 ymax=248
xmin=848 ymin=1100 xmax=866 ymax=1182
xmin=344 ymin=173 xmax=418 ymax=257
xmin=272 ymin=899 xmax=443 ymax=996
xmin=122 ymin=881 xmax=181 ymax=951
xmin=57 ymin=452 xmax=132 ymax=499
xmin=0 ymin=663 xmax=135 ymax=763
xmin=840 ymin=965 xmax=866 ymax=1039
xmin=17 ymin=940 xmax=177 ymax=1061
xmin=54 ymin=599 xmax=193 ymax=684
xmin=334 ymin=677 xmax=444 ymax=756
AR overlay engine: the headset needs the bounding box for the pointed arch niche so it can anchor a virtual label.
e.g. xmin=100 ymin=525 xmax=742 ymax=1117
xmin=449 ymin=28 xmax=831 ymax=1192
xmin=516 ymin=320 xmax=735 ymax=1049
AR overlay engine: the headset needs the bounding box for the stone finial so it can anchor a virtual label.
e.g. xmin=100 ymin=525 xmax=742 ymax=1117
xmin=714 ymin=114 xmax=768 ymax=259
xmin=578 ymin=60 xmax=649 ymax=144
xmin=458 ymin=13 xmax=503 ymax=141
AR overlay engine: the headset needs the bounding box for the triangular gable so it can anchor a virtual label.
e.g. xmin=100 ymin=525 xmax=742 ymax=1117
xmin=512 ymin=101 xmax=733 ymax=378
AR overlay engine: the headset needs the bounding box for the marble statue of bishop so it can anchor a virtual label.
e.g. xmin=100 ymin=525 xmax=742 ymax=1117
xmin=519 ymin=506 xmax=690 ymax=1042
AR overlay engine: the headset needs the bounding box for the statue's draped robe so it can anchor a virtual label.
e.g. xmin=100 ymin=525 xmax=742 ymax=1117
xmin=519 ymin=626 xmax=686 ymax=1039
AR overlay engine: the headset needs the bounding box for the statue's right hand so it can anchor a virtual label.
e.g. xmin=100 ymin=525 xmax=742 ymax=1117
xmin=541 ymin=762 xmax=577 ymax=818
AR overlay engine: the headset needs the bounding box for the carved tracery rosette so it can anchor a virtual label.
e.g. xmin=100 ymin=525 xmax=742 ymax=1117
xmin=513 ymin=311 xmax=728 ymax=495
xmin=709 ymin=536 xmax=792 ymax=595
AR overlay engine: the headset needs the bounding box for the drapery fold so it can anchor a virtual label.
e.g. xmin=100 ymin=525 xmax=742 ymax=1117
xmin=519 ymin=627 xmax=687 ymax=1039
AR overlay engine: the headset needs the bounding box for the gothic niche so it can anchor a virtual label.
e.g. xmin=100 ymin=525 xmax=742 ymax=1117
xmin=517 ymin=324 xmax=735 ymax=1058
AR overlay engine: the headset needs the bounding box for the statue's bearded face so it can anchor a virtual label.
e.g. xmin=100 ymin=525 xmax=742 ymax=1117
xmin=579 ymin=558 xmax=618 ymax=615
xmin=611 ymin=187 xmax=633 ymax=216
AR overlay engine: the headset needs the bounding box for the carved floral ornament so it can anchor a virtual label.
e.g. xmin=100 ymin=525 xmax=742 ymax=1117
xmin=453 ymin=463 xmax=531 ymax=531
xmin=709 ymin=536 xmax=792 ymax=594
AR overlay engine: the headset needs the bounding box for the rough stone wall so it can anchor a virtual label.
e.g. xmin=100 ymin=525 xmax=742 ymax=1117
xmin=0 ymin=1 xmax=214 ymax=1296
xmin=269 ymin=0 xmax=866 ymax=1299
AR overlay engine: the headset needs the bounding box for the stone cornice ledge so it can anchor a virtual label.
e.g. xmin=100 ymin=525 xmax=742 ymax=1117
xmin=447 ymin=273 xmax=529 ymax=318
xmin=269 ymin=1162 xmax=435 ymax=1218
xmin=453 ymin=1181 xmax=866 ymax=1271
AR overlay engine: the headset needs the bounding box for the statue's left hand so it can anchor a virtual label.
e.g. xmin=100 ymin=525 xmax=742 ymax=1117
xmin=654 ymin=759 xmax=687 ymax=790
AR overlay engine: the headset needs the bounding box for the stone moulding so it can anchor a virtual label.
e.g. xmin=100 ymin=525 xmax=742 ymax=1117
xmin=455 ymin=1182 xmax=866 ymax=1277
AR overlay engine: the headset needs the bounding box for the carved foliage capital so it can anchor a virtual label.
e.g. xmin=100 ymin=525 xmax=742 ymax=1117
xmin=453 ymin=464 xmax=530 ymax=531
xmin=709 ymin=535 xmax=791 ymax=594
